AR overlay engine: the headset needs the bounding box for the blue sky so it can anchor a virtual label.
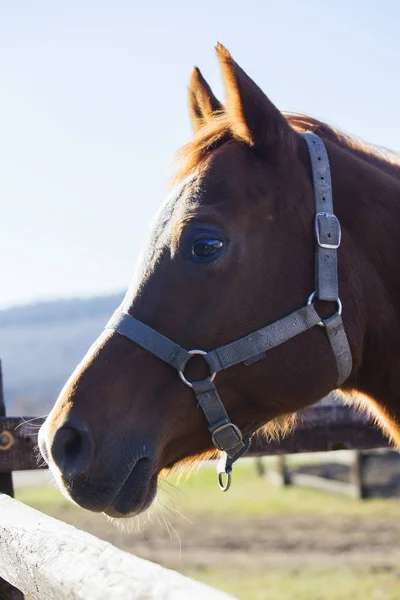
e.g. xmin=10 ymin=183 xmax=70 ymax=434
xmin=1 ymin=0 xmax=399 ymax=308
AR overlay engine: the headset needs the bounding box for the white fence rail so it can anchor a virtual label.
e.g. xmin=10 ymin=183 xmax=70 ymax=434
xmin=0 ymin=494 xmax=237 ymax=600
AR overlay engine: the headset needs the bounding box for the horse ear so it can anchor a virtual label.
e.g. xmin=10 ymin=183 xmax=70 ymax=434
xmin=188 ymin=67 xmax=223 ymax=133
xmin=215 ymin=43 xmax=294 ymax=152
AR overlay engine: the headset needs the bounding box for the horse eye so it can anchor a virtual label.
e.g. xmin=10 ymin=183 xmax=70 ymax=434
xmin=192 ymin=238 xmax=223 ymax=258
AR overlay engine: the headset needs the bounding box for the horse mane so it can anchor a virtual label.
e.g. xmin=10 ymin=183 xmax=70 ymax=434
xmin=287 ymin=113 xmax=400 ymax=179
xmin=174 ymin=112 xmax=400 ymax=183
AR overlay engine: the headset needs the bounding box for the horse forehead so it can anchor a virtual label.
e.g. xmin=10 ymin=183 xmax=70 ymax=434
xmin=184 ymin=144 xmax=251 ymax=206
xmin=203 ymin=143 xmax=250 ymax=187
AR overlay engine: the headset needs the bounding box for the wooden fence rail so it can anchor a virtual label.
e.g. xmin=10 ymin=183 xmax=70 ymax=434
xmin=0 ymin=494 xmax=237 ymax=600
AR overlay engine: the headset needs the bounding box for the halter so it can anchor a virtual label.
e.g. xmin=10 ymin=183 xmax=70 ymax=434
xmin=105 ymin=133 xmax=352 ymax=491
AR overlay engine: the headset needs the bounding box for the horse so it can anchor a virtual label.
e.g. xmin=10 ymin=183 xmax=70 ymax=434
xmin=39 ymin=43 xmax=400 ymax=518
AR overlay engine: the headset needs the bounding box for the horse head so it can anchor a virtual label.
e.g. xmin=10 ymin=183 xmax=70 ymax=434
xmin=39 ymin=45 xmax=367 ymax=517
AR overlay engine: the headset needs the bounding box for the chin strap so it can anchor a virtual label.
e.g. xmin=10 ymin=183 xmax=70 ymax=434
xmin=105 ymin=132 xmax=352 ymax=491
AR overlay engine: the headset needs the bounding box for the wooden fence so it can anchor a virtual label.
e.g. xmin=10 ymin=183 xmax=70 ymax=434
xmin=258 ymin=450 xmax=383 ymax=499
xmin=0 ymin=359 xmax=392 ymax=599
xmin=0 ymin=494 xmax=236 ymax=600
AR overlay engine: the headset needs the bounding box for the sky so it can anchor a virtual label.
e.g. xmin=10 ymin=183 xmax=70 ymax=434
xmin=1 ymin=0 xmax=399 ymax=308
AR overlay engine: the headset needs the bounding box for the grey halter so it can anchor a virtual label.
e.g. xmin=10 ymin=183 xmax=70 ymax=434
xmin=106 ymin=132 xmax=352 ymax=491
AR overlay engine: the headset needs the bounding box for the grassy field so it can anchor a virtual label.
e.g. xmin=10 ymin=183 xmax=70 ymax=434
xmin=16 ymin=461 xmax=400 ymax=600
xmin=17 ymin=459 xmax=400 ymax=517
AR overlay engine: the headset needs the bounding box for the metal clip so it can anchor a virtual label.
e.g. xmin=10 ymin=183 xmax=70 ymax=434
xmin=218 ymin=468 xmax=232 ymax=492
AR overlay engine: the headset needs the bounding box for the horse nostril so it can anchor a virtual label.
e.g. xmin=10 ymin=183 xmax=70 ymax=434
xmin=55 ymin=427 xmax=82 ymax=461
xmin=51 ymin=423 xmax=93 ymax=477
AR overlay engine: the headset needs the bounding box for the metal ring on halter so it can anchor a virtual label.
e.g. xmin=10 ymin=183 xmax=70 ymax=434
xmin=178 ymin=350 xmax=216 ymax=388
xmin=218 ymin=469 xmax=232 ymax=492
xmin=307 ymin=292 xmax=342 ymax=327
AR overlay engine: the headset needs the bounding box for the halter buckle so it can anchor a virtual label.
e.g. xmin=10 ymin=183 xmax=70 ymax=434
xmin=315 ymin=212 xmax=341 ymax=250
xmin=211 ymin=422 xmax=243 ymax=451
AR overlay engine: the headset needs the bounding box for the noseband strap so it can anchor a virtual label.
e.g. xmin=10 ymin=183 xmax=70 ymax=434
xmin=105 ymin=132 xmax=352 ymax=490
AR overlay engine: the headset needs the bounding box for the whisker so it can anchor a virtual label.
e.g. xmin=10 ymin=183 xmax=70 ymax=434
xmin=158 ymin=477 xmax=192 ymax=525
xmin=15 ymin=416 xmax=48 ymax=431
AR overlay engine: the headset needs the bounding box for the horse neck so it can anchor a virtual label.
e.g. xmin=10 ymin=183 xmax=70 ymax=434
xmin=330 ymin=140 xmax=400 ymax=441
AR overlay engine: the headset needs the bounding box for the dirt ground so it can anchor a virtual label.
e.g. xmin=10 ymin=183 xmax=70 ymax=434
xmin=40 ymin=504 xmax=400 ymax=575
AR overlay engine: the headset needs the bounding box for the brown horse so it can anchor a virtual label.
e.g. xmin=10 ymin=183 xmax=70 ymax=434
xmin=39 ymin=44 xmax=400 ymax=517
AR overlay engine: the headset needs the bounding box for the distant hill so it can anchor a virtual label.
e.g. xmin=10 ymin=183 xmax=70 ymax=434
xmin=0 ymin=293 xmax=124 ymax=414
xmin=0 ymin=292 xmax=337 ymax=417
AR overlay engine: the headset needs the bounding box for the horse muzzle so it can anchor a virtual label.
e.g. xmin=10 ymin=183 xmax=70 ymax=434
xmin=39 ymin=418 xmax=158 ymax=517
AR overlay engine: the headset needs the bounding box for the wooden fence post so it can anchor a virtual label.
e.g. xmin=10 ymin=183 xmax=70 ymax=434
xmin=277 ymin=455 xmax=292 ymax=485
xmin=0 ymin=360 xmax=24 ymax=600
xmin=351 ymin=450 xmax=369 ymax=499
xmin=255 ymin=457 xmax=266 ymax=477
